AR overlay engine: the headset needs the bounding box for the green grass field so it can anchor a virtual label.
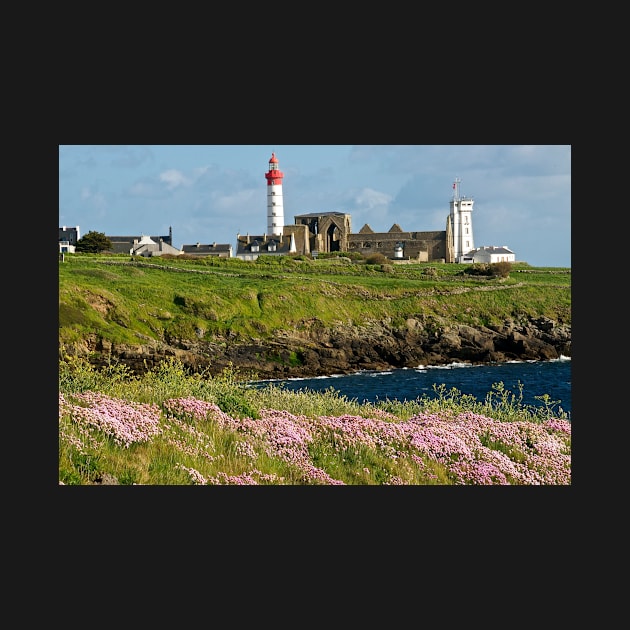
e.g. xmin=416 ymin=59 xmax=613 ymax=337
xmin=59 ymin=253 xmax=570 ymax=349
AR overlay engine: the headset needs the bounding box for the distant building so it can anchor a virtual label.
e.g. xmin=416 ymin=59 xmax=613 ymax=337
xmin=293 ymin=211 xmax=351 ymax=254
xmin=58 ymin=223 xmax=235 ymax=259
xmin=106 ymin=227 xmax=180 ymax=256
xmin=127 ymin=234 xmax=182 ymax=257
xmin=348 ymin=222 xmax=448 ymax=262
xmin=235 ymin=232 xmax=296 ymax=261
xmin=60 ymin=155 xmax=516 ymax=264
xmin=242 ymin=154 xmax=504 ymax=263
xmin=59 ymin=226 xmax=80 ymax=253
xmin=181 ymin=242 xmax=232 ymax=258
xmin=466 ymin=246 xmax=516 ymax=264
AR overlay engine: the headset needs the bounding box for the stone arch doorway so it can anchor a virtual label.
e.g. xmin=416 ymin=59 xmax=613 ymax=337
xmin=318 ymin=214 xmax=350 ymax=253
xmin=293 ymin=212 xmax=352 ymax=254
xmin=327 ymin=223 xmax=340 ymax=252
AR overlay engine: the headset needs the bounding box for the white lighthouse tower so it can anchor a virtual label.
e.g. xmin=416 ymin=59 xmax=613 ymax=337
xmin=265 ymin=152 xmax=285 ymax=237
xmin=450 ymin=177 xmax=475 ymax=262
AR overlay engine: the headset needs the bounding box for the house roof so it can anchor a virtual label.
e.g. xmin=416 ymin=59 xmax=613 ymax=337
xmin=468 ymin=246 xmax=515 ymax=255
xmin=107 ymin=234 xmax=173 ymax=254
xmin=108 ymin=234 xmax=171 ymax=243
xmin=235 ymin=235 xmax=292 ymax=256
xmin=294 ymin=211 xmax=348 ymax=219
xmin=181 ymin=243 xmax=232 ymax=255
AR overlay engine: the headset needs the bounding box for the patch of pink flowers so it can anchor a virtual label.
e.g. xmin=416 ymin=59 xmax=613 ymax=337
xmin=60 ymin=392 xmax=571 ymax=484
xmin=162 ymin=397 xmax=238 ymax=429
xmin=402 ymin=410 xmax=571 ymax=484
xmin=59 ymin=392 xmax=162 ymax=448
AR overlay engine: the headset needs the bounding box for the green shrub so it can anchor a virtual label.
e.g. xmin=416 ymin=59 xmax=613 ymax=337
xmin=491 ymin=261 xmax=512 ymax=278
xmin=365 ymin=253 xmax=389 ymax=265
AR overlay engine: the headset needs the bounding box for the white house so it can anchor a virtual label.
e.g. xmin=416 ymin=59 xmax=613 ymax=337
xmin=59 ymin=240 xmax=76 ymax=254
xmin=59 ymin=226 xmax=80 ymax=253
xmin=130 ymin=234 xmax=182 ymax=257
xmin=466 ymin=246 xmax=516 ymax=264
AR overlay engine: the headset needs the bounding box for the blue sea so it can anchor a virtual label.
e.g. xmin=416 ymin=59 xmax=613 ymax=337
xmin=253 ymin=356 xmax=571 ymax=418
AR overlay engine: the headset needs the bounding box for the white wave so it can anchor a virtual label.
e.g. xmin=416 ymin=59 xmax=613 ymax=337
xmin=426 ymin=362 xmax=474 ymax=370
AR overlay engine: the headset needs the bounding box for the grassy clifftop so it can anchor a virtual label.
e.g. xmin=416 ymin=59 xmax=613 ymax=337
xmin=59 ymin=254 xmax=571 ymax=352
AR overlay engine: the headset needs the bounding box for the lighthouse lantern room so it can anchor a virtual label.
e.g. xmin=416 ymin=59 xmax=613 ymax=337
xmin=265 ymin=152 xmax=285 ymax=237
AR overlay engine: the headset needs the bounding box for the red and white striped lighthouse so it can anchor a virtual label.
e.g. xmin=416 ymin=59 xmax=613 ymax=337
xmin=265 ymin=152 xmax=285 ymax=237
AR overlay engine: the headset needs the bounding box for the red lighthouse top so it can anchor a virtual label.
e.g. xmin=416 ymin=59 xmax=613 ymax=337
xmin=265 ymin=152 xmax=284 ymax=185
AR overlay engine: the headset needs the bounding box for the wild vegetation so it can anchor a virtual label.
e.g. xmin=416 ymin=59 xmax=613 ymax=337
xmin=59 ymin=254 xmax=571 ymax=485
xmin=59 ymin=357 xmax=571 ymax=485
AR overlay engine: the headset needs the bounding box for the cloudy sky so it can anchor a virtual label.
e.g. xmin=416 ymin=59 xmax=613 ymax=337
xmin=58 ymin=145 xmax=571 ymax=267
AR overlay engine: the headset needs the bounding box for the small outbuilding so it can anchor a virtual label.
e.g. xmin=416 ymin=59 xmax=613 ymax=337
xmin=466 ymin=246 xmax=516 ymax=264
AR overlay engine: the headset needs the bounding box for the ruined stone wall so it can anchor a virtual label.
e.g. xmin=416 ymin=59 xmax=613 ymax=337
xmin=282 ymin=224 xmax=311 ymax=254
xmin=346 ymin=231 xmax=447 ymax=261
xmin=293 ymin=212 xmax=449 ymax=261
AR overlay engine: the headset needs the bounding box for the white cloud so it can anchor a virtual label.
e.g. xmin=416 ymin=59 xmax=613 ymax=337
xmin=159 ymin=169 xmax=192 ymax=190
xmin=354 ymin=187 xmax=392 ymax=209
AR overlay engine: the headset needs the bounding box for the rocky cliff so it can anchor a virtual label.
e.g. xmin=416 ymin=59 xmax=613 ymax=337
xmin=61 ymin=314 xmax=570 ymax=379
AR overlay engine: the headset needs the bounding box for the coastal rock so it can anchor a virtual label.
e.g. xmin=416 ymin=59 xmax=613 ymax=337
xmin=62 ymin=315 xmax=571 ymax=379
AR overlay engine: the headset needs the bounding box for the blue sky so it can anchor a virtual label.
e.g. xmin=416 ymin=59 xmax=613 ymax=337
xmin=58 ymin=145 xmax=571 ymax=267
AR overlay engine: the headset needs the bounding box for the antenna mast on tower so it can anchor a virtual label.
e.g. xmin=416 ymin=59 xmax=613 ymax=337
xmin=453 ymin=177 xmax=461 ymax=201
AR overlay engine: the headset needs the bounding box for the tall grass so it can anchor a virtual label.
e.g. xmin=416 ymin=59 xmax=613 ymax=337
xmin=59 ymin=357 xmax=571 ymax=486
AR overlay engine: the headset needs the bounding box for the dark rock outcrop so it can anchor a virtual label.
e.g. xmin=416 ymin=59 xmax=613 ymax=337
xmin=61 ymin=315 xmax=571 ymax=379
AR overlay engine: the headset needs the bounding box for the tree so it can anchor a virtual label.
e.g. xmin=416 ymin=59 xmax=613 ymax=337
xmin=76 ymin=231 xmax=113 ymax=254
